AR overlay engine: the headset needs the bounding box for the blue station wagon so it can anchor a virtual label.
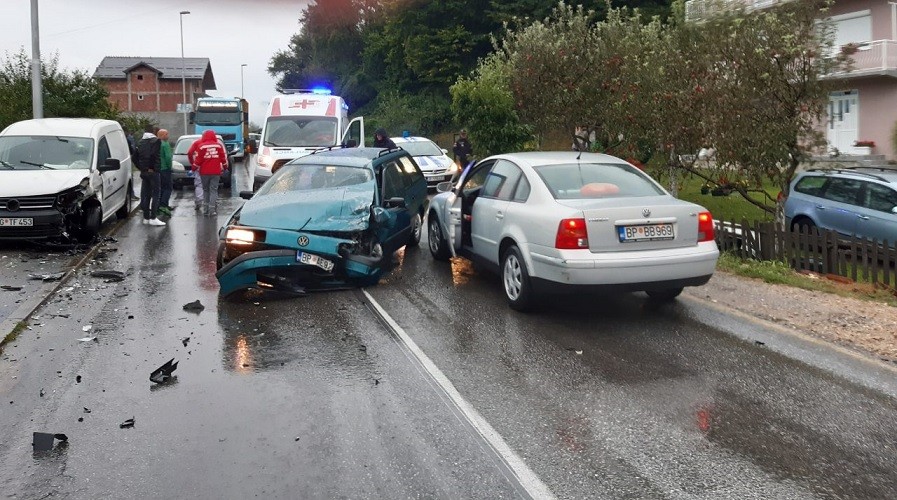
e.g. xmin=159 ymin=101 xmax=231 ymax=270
xmin=784 ymin=167 xmax=897 ymax=245
xmin=215 ymin=147 xmax=428 ymax=296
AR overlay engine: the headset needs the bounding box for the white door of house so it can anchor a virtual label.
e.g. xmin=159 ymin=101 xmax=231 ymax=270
xmin=828 ymin=91 xmax=858 ymax=154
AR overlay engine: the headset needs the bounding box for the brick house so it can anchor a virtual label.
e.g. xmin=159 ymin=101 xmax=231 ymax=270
xmin=93 ymin=56 xmax=217 ymax=137
xmin=685 ymin=0 xmax=897 ymax=163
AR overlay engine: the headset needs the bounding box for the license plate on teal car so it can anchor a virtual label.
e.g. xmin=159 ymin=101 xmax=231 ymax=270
xmin=296 ymin=251 xmax=334 ymax=271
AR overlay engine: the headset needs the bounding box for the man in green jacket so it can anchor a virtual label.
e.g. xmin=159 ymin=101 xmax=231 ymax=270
xmin=157 ymin=129 xmax=174 ymax=216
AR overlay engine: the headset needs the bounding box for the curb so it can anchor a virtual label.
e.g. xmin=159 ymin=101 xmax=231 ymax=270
xmin=0 ymin=208 xmax=135 ymax=343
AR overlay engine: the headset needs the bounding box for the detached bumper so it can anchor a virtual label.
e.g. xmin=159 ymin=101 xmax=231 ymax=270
xmin=215 ymin=248 xmax=383 ymax=296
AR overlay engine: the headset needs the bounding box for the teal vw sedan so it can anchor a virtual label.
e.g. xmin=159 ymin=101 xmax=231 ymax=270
xmin=216 ymin=147 xmax=428 ymax=296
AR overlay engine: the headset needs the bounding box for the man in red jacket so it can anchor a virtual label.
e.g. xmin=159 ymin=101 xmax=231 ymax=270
xmin=187 ymin=130 xmax=228 ymax=216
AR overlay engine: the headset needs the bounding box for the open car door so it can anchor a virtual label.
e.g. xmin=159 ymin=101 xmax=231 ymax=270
xmin=342 ymin=117 xmax=365 ymax=147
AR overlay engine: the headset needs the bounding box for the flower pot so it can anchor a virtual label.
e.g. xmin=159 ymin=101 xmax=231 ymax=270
xmin=853 ymin=146 xmax=872 ymax=155
xmin=700 ymin=186 xmax=710 ymax=195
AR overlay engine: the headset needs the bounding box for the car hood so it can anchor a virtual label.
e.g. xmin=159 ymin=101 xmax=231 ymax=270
xmin=413 ymin=155 xmax=453 ymax=172
xmin=0 ymin=170 xmax=89 ymax=197
xmin=240 ymin=182 xmax=375 ymax=232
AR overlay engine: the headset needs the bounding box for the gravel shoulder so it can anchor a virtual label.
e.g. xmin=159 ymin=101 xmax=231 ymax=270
xmin=686 ymin=271 xmax=897 ymax=364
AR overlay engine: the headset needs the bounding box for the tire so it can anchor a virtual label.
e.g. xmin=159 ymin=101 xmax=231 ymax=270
xmin=76 ymin=205 xmax=102 ymax=243
xmin=427 ymin=213 xmax=451 ymax=261
xmin=502 ymin=245 xmax=535 ymax=312
xmin=216 ymin=242 xmax=226 ymax=271
xmin=116 ymin=183 xmax=132 ymax=220
xmin=792 ymin=217 xmax=816 ymax=235
xmin=645 ymin=287 xmax=683 ymax=302
xmin=407 ymin=213 xmax=422 ymax=247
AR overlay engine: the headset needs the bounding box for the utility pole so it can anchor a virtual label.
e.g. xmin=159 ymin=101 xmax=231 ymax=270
xmin=30 ymin=0 xmax=43 ymax=118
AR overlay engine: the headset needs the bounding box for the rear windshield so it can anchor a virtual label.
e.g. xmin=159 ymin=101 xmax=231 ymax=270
xmin=259 ymin=164 xmax=373 ymax=195
xmin=398 ymin=140 xmax=442 ymax=157
xmin=534 ymin=162 xmax=665 ymax=199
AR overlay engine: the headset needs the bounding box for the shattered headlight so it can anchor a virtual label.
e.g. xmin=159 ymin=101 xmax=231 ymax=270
xmin=55 ymin=183 xmax=87 ymax=209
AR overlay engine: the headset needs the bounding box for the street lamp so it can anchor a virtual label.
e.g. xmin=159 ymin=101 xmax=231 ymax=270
xmin=240 ymin=63 xmax=247 ymax=98
xmin=179 ymin=10 xmax=190 ymax=135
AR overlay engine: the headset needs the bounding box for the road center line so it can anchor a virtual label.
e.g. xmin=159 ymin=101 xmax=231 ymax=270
xmin=361 ymin=289 xmax=556 ymax=500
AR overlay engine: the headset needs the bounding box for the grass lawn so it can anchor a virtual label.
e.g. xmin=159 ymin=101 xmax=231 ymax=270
xmin=668 ymin=171 xmax=779 ymax=222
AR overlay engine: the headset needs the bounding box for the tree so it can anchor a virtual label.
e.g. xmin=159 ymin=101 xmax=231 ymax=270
xmin=674 ymin=0 xmax=846 ymax=214
xmin=450 ymin=53 xmax=531 ymax=156
xmin=0 ymin=50 xmax=117 ymax=129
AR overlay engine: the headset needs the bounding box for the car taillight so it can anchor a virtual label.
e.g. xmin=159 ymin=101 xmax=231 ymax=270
xmin=556 ymin=218 xmax=589 ymax=249
xmin=698 ymin=212 xmax=714 ymax=242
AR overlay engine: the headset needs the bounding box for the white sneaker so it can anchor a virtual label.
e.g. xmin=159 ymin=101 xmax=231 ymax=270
xmin=147 ymin=218 xmax=166 ymax=226
xmin=141 ymin=219 xmax=148 ymax=225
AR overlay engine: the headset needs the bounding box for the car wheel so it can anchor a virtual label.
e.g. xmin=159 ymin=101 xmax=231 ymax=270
xmin=792 ymin=217 xmax=816 ymax=234
xmin=428 ymin=213 xmax=451 ymax=261
xmin=502 ymin=245 xmax=534 ymax=312
xmin=76 ymin=205 xmax=102 ymax=243
xmin=645 ymin=287 xmax=683 ymax=301
xmin=216 ymin=242 xmax=226 ymax=271
xmin=407 ymin=213 xmax=422 ymax=247
xmin=115 ymin=183 xmax=132 ymax=220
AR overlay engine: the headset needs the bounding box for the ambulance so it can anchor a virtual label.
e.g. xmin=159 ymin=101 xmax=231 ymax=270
xmin=252 ymin=89 xmax=365 ymax=189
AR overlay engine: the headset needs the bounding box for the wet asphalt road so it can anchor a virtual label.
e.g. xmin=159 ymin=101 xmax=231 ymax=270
xmin=2 ymin=162 xmax=897 ymax=499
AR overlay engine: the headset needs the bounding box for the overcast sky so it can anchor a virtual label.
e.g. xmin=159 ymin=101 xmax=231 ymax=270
xmin=0 ymin=0 xmax=311 ymax=124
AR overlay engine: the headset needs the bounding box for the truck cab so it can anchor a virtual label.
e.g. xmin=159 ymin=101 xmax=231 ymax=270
xmin=192 ymin=97 xmax=249 ymax=161
xmin=251 ymin=89 xmax=365 ymax=190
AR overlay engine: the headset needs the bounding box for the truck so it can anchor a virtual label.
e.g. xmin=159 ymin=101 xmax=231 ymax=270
xmin=191 ymin=97 xmax=251 ymax=161
xmin=251 ymin=88 xmax=365 ymax=190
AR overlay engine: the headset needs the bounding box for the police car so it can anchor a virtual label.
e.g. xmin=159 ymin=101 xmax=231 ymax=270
xmin=392 ymin=136 xmax=459 ymax=188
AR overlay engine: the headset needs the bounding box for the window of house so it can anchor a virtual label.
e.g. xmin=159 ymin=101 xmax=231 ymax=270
xmin=137 ymin=95 xmax=144 ymax=101
xmin=831 ymin=10 xmax=872 ymax=47
xmin=136 ymin=74 xmax=143 ymax=81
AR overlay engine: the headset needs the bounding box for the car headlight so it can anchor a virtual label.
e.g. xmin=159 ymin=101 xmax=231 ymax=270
xmin=257 ymin=154 xmax=274 ymax=169
xmin=226 ymin=228 xmax=265 ymax=245
xmin=56 ymin=186 xmax=86 ymax=208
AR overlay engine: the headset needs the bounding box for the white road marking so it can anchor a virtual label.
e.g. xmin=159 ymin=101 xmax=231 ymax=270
xmin=361 ymin=289 xmax=556 ymax=500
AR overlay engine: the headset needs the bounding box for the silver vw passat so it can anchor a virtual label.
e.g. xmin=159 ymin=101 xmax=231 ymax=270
xmin=426 ymin=152 xmax=719 ymax=311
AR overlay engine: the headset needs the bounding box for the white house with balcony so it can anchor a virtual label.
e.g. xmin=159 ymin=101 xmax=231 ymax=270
xmin=686 ymin=0 xmax=897 ymax=162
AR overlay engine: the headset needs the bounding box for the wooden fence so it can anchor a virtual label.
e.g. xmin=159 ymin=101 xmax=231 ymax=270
xmin=714 ymin=219 xmax=897 ymax=289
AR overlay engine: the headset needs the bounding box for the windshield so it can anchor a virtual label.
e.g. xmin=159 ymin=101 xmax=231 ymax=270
xmin=263 ymin=117 xmax=338 ymax=147
xmin=534 ymin=162 xmax=665 ymax=199
xmin=398 ymin=140 xmax=443 ymax=157
xmin=0 ymin=135 xmax=94 ymax=170
xmin=194 ymin=101 xmax=242 ymax=126
xmin=257 ymin=164 xmax=373 ymax=196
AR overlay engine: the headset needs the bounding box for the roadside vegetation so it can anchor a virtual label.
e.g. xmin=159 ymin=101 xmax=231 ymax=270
xmin=0 ymin=321 xmax=27 ymax=355
xmin=718 ymin=253 xmax=897 ymax=307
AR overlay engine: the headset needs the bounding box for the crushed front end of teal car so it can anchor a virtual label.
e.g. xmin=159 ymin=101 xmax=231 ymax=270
xmin=216 ymin=159 xmax=409 ymax=296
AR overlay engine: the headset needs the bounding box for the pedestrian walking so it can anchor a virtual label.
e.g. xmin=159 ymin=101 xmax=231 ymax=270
xmin=452 ymin=129 xmax=473 ymax=169
xmin=157 ymin=129 xmax=174 ymax=216
xmin=135 ymin=126 xmax=165 ymax=226
xmin=188 ymin=130 xmax=228 ymax=216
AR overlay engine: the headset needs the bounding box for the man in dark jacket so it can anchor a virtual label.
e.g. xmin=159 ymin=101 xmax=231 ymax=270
xmin=372 ymin=128 xmax=397 ymax=149
xmin=452 ymin=129 xmax=473 ymax=169
xmin=136 ymin=126 xmax=164 ymax=226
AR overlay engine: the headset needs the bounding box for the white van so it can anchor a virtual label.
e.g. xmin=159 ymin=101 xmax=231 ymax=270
xmin=252 ymin=89 xmax=365 ymax=189
xmin=0 ymin=118 xmax=132 ymax=242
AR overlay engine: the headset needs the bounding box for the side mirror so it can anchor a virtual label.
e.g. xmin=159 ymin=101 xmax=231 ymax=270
xmin=239 ymin=191 xmax=254 ymax=200
xmin=435 ymin=181 xmax=452 ymax=193
xmin=384 ymin=196 xmax=406 ymax=209
xmin=248 ymin=139 xmax=258 ymax=154
xmin=188 ymin=111 xmax=195 ymax=124
xmin=372 ymin=207 xmax=392 ymax=227
xmin=441 ymin=148 xmax=448 ymax=154
xmin=99 ymin=158 xmax=121 ymax=172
